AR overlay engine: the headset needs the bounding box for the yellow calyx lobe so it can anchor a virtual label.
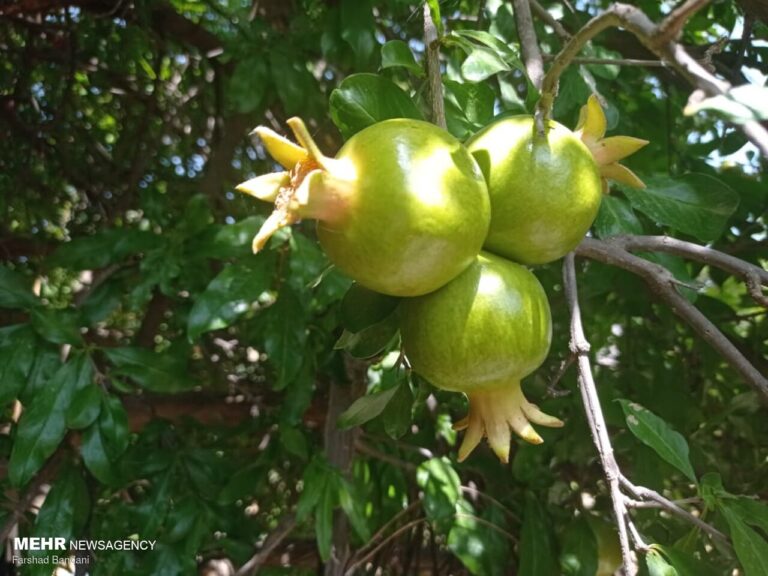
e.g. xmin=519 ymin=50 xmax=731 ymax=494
xmin=235 ymin=118 xmax=355 ymax=253
xmin=452 ymin=383 xmax=563 ymax=463
xmin=575 ymin=95 xmax=648 ymax=193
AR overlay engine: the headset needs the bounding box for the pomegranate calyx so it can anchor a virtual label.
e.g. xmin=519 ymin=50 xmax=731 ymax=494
xmin=575 ymin=95 xmax=648 ymax=192
xmin=455 ymin=383 xmax=563 ymax=463
xmin=238 ymin=117 xmax=356 ymax=253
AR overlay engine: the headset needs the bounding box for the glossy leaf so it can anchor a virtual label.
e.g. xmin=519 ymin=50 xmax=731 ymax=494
xmin=66 ymin=384 xmax=103 ymax=429
xmin=187 ymin=254 xmax=274 ymax=340
xmin=623 ymin=173 xmax=739 ymax=242
xmin=417 ymin=457 xmax=461 ymax=527
xmin=519 ymin=493 xmax=557 ymax=576
xmin=31 ymin=307 xmax=83 ymax=345
xmin=340 ymin=283 xmax=400 ymax=333
xmin=338 ymin=383 xmax=400 ymax=429
xmin=461 ymin=46 xmax=510 ymax=82
xmin=646 ymin=548 xmax=678 ymax=576
xmin=722 ymin=505 xmax=768 ymax=576
xmin=618 ymin=400 xmax=697 ymax=483
xmin=260 ymin=286 xmax=307 ymax=390
xmin=9 ymin=353 xmax=92 ymax=486
xmin=381 ymin=40 xmax=422 ymax=74
xmin=0 ymin=266 xmax=38 ymax=309
xmin=594 ymin=195 xmax=644 ymax=238
xmin=329 ymin=73 xmax=423 ymax=139
xmin=0 ymin=324 xmax=37 ymax=408
xmin=103 ymin=345 xmax=191 ymax=393
xmin=47 ymin=228 xmax=159 ymax=270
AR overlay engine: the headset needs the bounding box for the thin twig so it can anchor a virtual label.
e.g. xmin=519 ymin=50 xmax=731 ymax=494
xmin=620 ymin=476 xmax=729 ymax=546
xmin=460 ymin=485 xmax=521 ymax=524
xmin=534 ymin=2 xmax=768 ymax=156
xmin=235 ymin=514 xmax=297 ymax=576
xmin=563 ymin=253 xmax=638 ymax=576
xmin=512 ymin=0 xmax=545 ymax=89
xmin=343 ymin=518 xmax=426 ymax=576
xmin=544 ymin=55 xmax=668 ymax=67
xmin=575 ymin=238 xmax=768 ymax=401
xmin=423 ymin=3 xmax=446 ymax=129
xmin=529 ymin=0 xmax=570 ymax=39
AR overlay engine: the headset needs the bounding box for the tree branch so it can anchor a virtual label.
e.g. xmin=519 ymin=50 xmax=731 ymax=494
xmin=534 ymin=2 xmax=768 ymax=156
xmin=423 ymin=3 xmax=446 ymax=129
xmin=512 ymin=0 xmax=545 ymax=89
xmin=235 ymin=514 xmax=297 ymax=576
xmin=575 ymin=238 xmax=768 ymax=402
xmin=563 ymin=253 xmax=638 ymax=575
xmin=604 ymin=235 xmax=768 ymax=307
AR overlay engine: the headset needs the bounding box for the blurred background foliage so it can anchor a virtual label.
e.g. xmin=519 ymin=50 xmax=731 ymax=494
xmin=0 ymin=0 xmax=766 ymax=574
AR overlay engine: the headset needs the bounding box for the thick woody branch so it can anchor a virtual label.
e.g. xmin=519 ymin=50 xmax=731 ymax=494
xmin=605 ymin=235 xmax=768 ymax=307
xmin=535 ymin=2 xmax=768 ymax=156
xmin=575 ymin=238 xmax=768 ymax=402
xmin=423 ymin=4 xmax=446 ymax=129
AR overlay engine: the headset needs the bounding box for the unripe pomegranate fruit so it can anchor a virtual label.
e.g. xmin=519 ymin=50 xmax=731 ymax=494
xmin=467 ymin=97 xmax=647 ymax=265
xmin=400 ymin=252 xmax=563 ymax=462
xmin=238 ymin=118 xmax=490 ymax=297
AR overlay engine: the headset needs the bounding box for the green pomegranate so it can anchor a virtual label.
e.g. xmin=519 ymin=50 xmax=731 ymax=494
xmin=467 ymin=98 xmax=648 ymax=266
xmin=400 ymin=251 xmax=563 ymax=463
xmin=237 ymin=118 xmax=490 ymax=297
xmin=467 ymin=116 xmax=602 ymax=265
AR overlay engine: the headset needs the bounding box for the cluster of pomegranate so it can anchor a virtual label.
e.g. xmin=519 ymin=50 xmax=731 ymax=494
xmin=238 ymin=96 xmax=646 ymax=462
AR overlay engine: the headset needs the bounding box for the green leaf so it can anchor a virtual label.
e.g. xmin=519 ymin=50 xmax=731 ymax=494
xmin=381 ymin=40 xmax=422 ymax=75
xmin=334 ymin=311 xmax=399 ymax=359
xmin=187 ymin=254 xmax=274 ymax=340
xmin=722 ymin=505 xmax=768 ymax=576
xmin=725 ymin=497 xmax=768 ymax=535
xmin=280 ymin=427 xmax=308 ymax=461
xmin=31 ymin=307 xmax=83 ymax=345
xmin=444 ymin=79 xmax=496 ymax=140
xmin=461 ymin=46 xmax=510 ymax=82
xmin=316 ymin=480 xmax=335 ymax=562
xmin=260 ymin=286 xmax=307 ymax=390
xmin=381 ymin=378 xmax=414 ymax=439
xmin=228 ymin=55 xmax=268 ymax=113
xmin=519 ymin=493 xmax=557 ymax=576
xmin=337 ymin=384 xmax=400 ymax=429
xmin=47 ymin=228 xmax=159 ymax=270
xmin=9 ymin=352 xmax=92 ymax=486
xmin=296 ymin=459 xmax=328 ymax=523
xmin=190 ymin=216 xmax=265 ymax=259
xmin=560 ymin=517 xmax=598 ymax=576
xmin=646 ymin=548 xmax=679 ymax=576
xmin=103 ymin=345 xmax=191 ymax=393
xmin=617 ymin=399 xmax=697 ymax=483
xmin=66 ymin=384 xmax=102 ymax=429
xmin=269 ymin=51 xmax=321 ymax=117
xmin=340 ymin=283 xmax=400 ymax=333
xmin=329 ymin=73 xmax=423 ymax=139
xmin=651 ymin=545 xmax=720 ymax=576
xmin=417 ymin=457 xmax=461 ymax=527
xmin=594 ymin=195 xmax=644 ymax=238
xmin=0 ymin=324 xmax=37 ymax=408
xmin=81 ymin=416 xmax=117 ymax=485
xmin=0 ymin=266 xmax=38 ymax=309
xmin=453 ymin=30 xmax=523 ymax=68
xmin=685 ymin=84 xmax=768 ymax=123
xmin=337 ymin=477 xmax=371 ymax=541
xmin=26 ymin=462 xmax=90 ymax=569
xmin=623 ymin=173 xmax=739 ymax=242
xmin=448 ymin=500 xmax=509 ymax=576
xmin=99 ymin=394 xmax=129 ymax=457
xmin=340 ymin=0 xmax=375 ymax=66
